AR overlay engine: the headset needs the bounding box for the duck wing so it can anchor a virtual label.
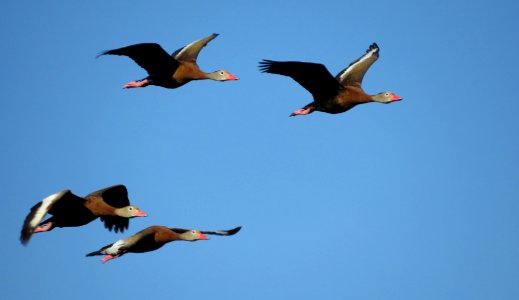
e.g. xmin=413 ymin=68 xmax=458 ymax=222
xmin=99 ymin=43 xmax=179 ymax=76
xmin=20 ymin=190 xmax=84 ymax=245
xmin=335 ymin=43 xmax=379 ymax=87
xmin=171 ymin=33 xmax=219 ymax=63
xmin=259 ymin=60 xmax=342 ymax=102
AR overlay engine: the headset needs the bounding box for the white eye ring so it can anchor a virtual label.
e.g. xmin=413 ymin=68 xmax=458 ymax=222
xmin=385 ymin=92 xmax=390 ymax=97
xmin=220 ymin=71 xmax=224 ymax=75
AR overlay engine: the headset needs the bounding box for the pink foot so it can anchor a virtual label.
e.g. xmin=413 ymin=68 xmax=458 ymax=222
xmin=123 ymin=79 xmax=150 ymax=89
xmin=290 ymin=107 xmax=314 ymax=117
xmin=101 ymin=255 xmax=119 ymax=264
xmin=34 ymin=222 xmax=53 ymax=233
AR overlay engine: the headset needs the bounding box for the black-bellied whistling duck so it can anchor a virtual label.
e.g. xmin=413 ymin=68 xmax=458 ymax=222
xmin=86 ymin=225 xmax=241 ymax=263
xmin=259 ymin=43 xmax=402 ymax=116
xmin=20 ymin=185 xmax=147 ymax=245
xmin=98 ymin=33 xmax=238 ymax=89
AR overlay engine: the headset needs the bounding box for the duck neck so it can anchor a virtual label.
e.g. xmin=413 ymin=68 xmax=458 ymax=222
xmin=370 ymin=93 xmax=387 ymax=103
xmin=205 ymin=71 xmax=221 ymax=80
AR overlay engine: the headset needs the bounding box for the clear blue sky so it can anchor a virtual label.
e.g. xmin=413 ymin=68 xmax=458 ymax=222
xmin=2 ymin=0 xmax=518 ymax=299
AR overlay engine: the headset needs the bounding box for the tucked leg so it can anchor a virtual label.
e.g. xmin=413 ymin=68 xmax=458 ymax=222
xmin=290 ymin=107 xmax=314 ymax=117
xmin=34 ymin=222 xmax=54 ymax=233
xmin=123 ymin=78 xmax=150 ymax=89
xmin=101 ymin=255 xmax=119 ymax=264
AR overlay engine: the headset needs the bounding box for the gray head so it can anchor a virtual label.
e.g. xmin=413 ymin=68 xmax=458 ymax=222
xmin=371 ymin=92 xmax=403 ymax=103
xmin=207 ymin=70 xmax=239 ymax=81
xmin=179 ymin=230 xmax=209 ymax=241
xmin=114 ymin=205 xmax=148 ymax=218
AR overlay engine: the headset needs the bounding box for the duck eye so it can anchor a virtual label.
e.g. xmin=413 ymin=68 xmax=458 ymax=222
xmin=128 ymin=207 xmax=133 ymax=211
xmin=220 ymin=71 xmax=224 ymax=75
xmin=385 ymin=92 xmax=390 ymax=97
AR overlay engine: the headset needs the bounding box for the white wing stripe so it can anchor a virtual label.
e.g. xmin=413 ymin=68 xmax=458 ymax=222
xmin=173 ymin=42 xmax=194 ymax=60
xmin=29 ymin=191 xmax=66 ymax=228
xmin=338 ymin=46 xmax=378 ymax=82
xmin=104 ymin=239 xmax=127 ymax=255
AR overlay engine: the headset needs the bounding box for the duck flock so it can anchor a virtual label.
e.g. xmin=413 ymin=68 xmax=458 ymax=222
xmin=20 ymin=33 xmax=402 ymax=263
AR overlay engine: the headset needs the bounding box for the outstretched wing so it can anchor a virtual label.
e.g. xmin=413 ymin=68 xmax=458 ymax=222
xmin=168 ymin=226 xmax=241 ymax=236
xmin=200 ymin=226 xmax=242 ymax=236
xmin=98 ymin=43 xmax=179 ymax=76
xmin=87 ymin=184 xmax=130 ymax=208
xmin=335 ymin=43 xmax=379 ymax=87
xmin=259 ymin=60 xmax=341 ymax=102
xmin=171 ymin=33 xmax=219 ymax=63
xmin=20 ymin=190 xmax=83 ymax=245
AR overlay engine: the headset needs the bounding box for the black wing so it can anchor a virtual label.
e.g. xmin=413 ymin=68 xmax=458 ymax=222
xmin=87 ymin=184 xmax=130 ymax=208
xmin=20 ymin=190 xmax=85 ymax=245
xmin=168 ymin=226 xmax=241 ymax=236
xmin=259 ymin=60 xmax=342 ymax=102
xmin=98 ymin=43 xmax=179 ymax=76
xmin=88 ymin=185 xmax=132 ymax=233
xmin=200 ymin=226 xmax=242 ymax=236
xmin=100 ymin=216 xmax=129 ymax=233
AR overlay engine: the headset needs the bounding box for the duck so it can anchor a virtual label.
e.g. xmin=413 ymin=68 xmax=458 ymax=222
xmin=86 ymin=225 xmax=241 ymax=263
xmin=20 ymin=185 xmax=147 ymax=245
xmin=98 ymin=33 xmax=238 ymax=89
xmin=259 ymin=43 xmax=402 ymax=116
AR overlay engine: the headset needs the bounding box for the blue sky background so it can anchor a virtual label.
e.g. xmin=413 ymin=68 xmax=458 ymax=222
xmin=2 ymin=0 xmax=518 ymax=299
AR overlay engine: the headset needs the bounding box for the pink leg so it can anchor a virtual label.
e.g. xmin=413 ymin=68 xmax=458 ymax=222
xmin=123 ymin=79 xmax=150 ymax=89
xmin=101 ymin=255 xmax=119 ymax=264
xmin=34 ymin=222 xmax=53 ymax=233
xmin=290 ymin=107 xmax=314 ymax=117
